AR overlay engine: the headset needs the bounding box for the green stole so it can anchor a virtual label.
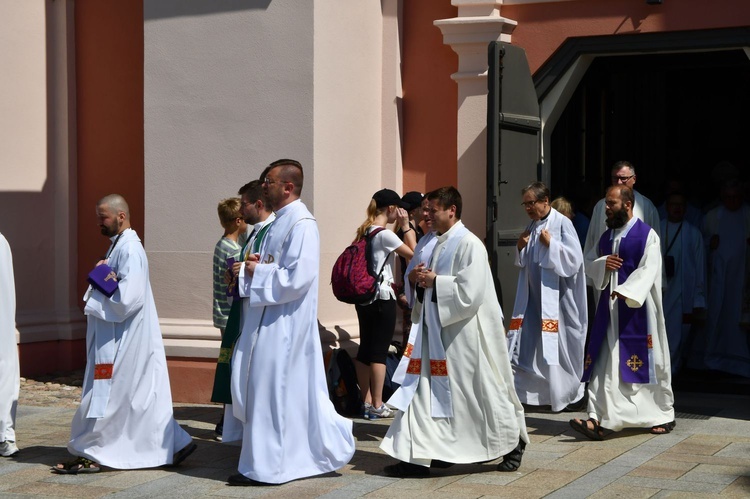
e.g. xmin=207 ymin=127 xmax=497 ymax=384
xmin=210 ymin=221 xmax=272 ymax=403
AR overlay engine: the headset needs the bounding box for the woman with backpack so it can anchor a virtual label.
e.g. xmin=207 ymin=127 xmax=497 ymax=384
xmin=355 ymin=189 xmax=415 ymax=419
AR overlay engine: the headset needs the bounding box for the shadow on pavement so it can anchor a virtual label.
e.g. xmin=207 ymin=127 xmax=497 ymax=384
xmin=3 ymin=445 xmax=70 ymax=468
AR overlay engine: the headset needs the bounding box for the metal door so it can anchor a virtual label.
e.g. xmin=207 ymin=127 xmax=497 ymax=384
xmin=486 ymin=42 xmax=541 ymax=312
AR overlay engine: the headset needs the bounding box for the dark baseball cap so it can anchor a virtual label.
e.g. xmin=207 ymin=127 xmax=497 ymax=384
xmin=373 ymin=189 xmax=409 ymax=209
xmin=401 ymin=191 xmax=424 ymax=211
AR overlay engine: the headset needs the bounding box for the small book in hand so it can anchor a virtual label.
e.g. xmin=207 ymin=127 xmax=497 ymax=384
xmin=87 ymin=263 xmax=119 ymax=298
xmin=226 ymin=258 xmax=239 ymax=298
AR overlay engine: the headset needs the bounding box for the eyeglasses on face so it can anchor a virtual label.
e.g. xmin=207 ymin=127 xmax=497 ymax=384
xmin=263 ymin=177 xmax=289 ymax=186
xmin=521 ymin=199 xmax=542 ymax=208
xmin=611 ymin=175 xmax=634 ymax=183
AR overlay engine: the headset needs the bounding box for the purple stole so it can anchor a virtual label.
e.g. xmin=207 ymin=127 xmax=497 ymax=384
xmin=583 ymin=219 xmax=651 ymax=383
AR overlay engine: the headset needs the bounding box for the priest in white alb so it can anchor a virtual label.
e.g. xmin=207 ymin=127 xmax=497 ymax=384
xmin=381 ymin=186 xmax=528 ymax=478
xmin=695 ymin=180 xmax=750 ymax=378
xmin=0 ymin=232 xmax=19 ymax=458
xmin=508 ymin=182 xmax=587 ymax=412
xmin=54 ymin=194 xmax=195 ymax=474
xmin=660 ymin=191 xmax=705 ymax=374
xmin=570 ymin=185 xmax=675 ymax=440
xmin=584 ymin=161 xmax=661 ymax=301
xmin=229 ymin=159 xmax=354 ymax=486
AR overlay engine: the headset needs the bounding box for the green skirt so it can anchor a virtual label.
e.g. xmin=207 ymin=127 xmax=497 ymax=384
xmin=210 ymin=299 xmax=242 ymax=404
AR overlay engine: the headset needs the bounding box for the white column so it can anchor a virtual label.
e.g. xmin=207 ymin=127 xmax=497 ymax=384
xmin=434 ymin=0 xmax=517 ymax=236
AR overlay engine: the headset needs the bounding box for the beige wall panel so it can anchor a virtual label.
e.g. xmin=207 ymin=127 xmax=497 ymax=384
xmin=147 ymin=251 xmax=212 ymax=321
xmin=144 ymin=1 xmax=314 ymax=332
xmin=0 ymin=0 xmax=46 ymax=192
xmin=314 ymin=1 xmax=392 ymax=336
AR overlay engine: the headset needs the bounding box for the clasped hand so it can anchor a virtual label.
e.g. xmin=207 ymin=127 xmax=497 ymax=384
xmin=232 ymin=254 xmax=260 ymax=277
xmin=413 ymin=263 xmax=436 ymax=288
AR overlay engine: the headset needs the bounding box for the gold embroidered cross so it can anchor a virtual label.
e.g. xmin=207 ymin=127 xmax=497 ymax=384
xmin=104 ymin=271 xmax=117 ymax=282
xmin=626 ymin=354 xmax=643 ymax=372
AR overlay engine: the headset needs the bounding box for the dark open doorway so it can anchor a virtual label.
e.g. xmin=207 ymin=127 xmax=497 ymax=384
xmin=542 ymin=46 xmax=750 ymax=391
xmin=549 ymin=49 xmax=750 ymax=214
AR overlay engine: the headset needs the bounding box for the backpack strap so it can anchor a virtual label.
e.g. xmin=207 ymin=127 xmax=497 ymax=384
xmin=365 ymin=227 xmax=387 ymax=280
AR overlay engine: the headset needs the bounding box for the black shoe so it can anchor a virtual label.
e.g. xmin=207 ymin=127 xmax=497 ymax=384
xmin=227 ymin=473 xmax=274 ymax=486
xmin=564 ymin=392 xmax=588 ymax=412
xmin=215 ymin=413 xmax=224 ymax=441
xmin=170 ymin=442 xmax=197 ymax=467
xmin=430 ymin=459 xmax=454 ymax=469
xmin=215 ymin=414 xmax=224 ymax=435
xmin=383 ymin=461 xmax=430 ymax=478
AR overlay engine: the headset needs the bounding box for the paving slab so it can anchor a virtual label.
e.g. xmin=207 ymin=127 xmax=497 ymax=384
xmin=627 ymin=459 xmax=697 ymax=479
xmin=1 ymin=382 xmax=749 ymax=497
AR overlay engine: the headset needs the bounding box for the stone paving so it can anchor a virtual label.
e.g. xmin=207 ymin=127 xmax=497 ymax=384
xmin=1 ymin=375 xmax=749 ymax=498
xmin=17 ymin=371 xmax=83 ymax=410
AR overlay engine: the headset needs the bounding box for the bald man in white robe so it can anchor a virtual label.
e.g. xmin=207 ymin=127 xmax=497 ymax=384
xmin=54 ymin=195 xmax=195 ymax=474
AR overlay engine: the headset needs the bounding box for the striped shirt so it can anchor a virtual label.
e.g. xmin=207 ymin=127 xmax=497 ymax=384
xmin=212 ymin=237 xmax=241 ymax=329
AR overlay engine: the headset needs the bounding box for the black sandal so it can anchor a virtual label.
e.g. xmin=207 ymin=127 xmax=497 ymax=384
xmin=650 ymin=421 xmax=676 ymax=435
xmin=51 ymin=456 xmax=100 ymax=474
xmin=497 ymin=440 xmax=526 ymax=472
xmin=569 ymin=418 xmax=612 ymax=441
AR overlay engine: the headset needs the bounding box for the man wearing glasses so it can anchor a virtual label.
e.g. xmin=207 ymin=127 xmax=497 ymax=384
xmin=508 ymin=182 xmax=588 ymax=413
xmin=227 ymin=159 xmax=354 ymax=485
xmin=584 ymin=161 xmax=661 ymax=302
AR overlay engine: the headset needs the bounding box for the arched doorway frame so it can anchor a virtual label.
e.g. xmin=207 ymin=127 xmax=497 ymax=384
xmin=533 ymin=27 xmax=750 ymax=188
